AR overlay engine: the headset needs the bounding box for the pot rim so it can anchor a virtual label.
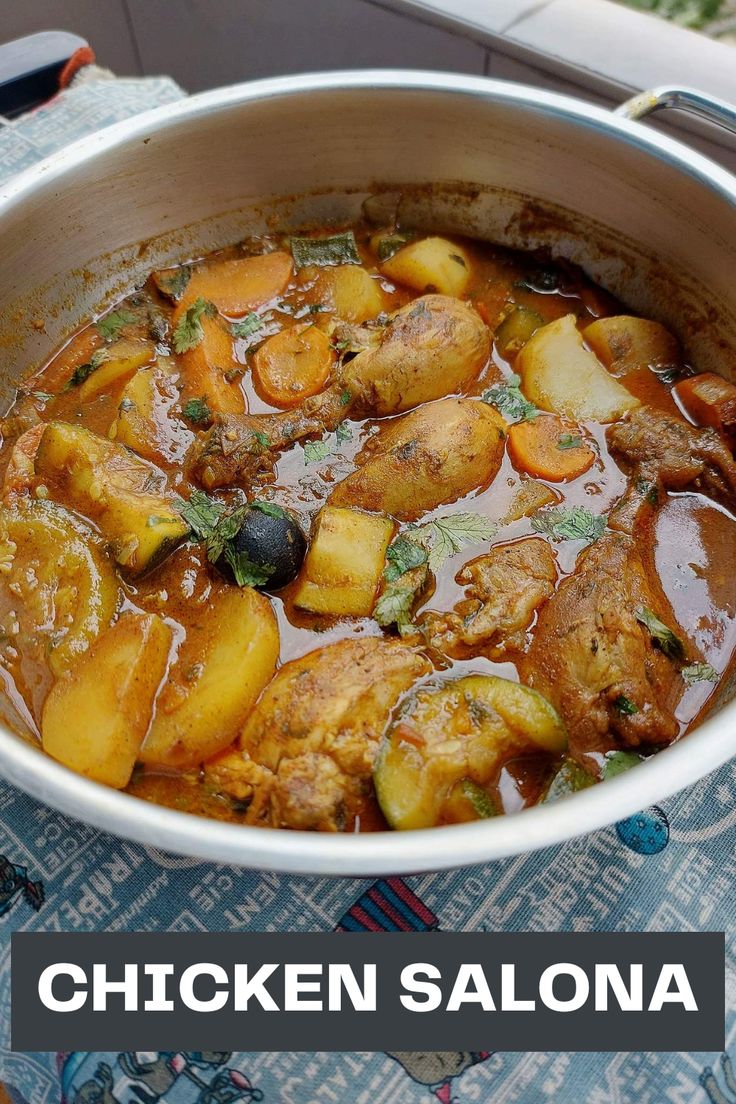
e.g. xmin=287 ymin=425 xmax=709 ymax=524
xmin=1 ymin=68 xmax=734 ymax=875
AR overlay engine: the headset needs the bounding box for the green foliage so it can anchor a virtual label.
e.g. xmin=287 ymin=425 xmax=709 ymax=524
xmin=617 ymin=0 xmax=723 ymax=28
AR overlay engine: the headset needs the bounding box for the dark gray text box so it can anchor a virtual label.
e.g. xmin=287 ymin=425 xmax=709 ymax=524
xmin=11 ymin=931 xmax=724 ymax=1051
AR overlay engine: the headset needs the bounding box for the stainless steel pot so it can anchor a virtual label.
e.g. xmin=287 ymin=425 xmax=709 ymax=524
xmin=0 ymin=71 xmax=735 ymax=875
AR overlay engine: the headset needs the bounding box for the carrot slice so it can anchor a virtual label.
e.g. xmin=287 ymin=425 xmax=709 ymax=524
xmin=182 ymin=253 xmax=293 ymax=317
xmin=173 ymin=305 xmax=244 ymax=416
xmin=252 ymin=323 xmax=333 ymax=408
xmin=507 ymin=415 xmax=595 ymax=482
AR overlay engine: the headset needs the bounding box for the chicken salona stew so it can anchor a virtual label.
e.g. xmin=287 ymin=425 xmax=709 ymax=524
xmin=1 ymin=215 xmax=735 ymax=832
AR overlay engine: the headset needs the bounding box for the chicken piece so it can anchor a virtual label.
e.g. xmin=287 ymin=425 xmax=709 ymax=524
xmin=521 ymin=532 xmax=683 ymax=753
xmin=190 ymin=294 xmax=489 ymax=489
xmin=422 ymin=537 xmax=557 ymax=656
xmin=330 ymin=398 xmax=506 ymax=521
xmin=236 ymin=637 xmax=430 ymax=830
xmin=608 ymin=405 xmax=736 ymax=509
xmin=341 ymin=293 xmax=489 ymax=416
xmin=1 ymin=423 xmax=45 ymax=501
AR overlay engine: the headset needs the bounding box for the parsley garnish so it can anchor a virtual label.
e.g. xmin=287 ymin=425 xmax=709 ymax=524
xmin=290 ymin=230 xmax=361 ymax=268
xmin=531 ymin=506 xmax=606 ymax=544
xmin=411 ymin=512 xmax=496 ymax=571
xmin=682 ymin=662 xmax=718 ymax=685
xmin=96 ymin=309 xmax=138 ymax=342
xmin=230 ymin=312 xmax=263 ymax=339
xmin=635 ymin=476 xmax=659 ymax=507
xmin=178 ymin=496 xmax=274 ymax=589
xmin=339 ymin=390 xmax=352 ymax=406
xmin=303 ymin=440 xmax=332 ymax=464
xmin=64 ymin=349 xmax=108 ymax=390
xmin=613 ymin=695 xmax=639 ymax=715
xmin=384 ymin=537 xmax=428 ymax=582
xmin=253 ymin=431 xmax=270 ymax=451
xmin=373 ymin=585 xmax=417 ymax=635
xmin=183 ymin=396 xmax=212 ymax=425
xmin=177 ymin=490 xmax=227 ymax=539
xmin=335 ymin=421 xmax=352 ymax=443
xmin=557 ymin=433 xmax=583 ymax=450
xmin=482 ymin=373 xmax=538 ymax=423
xmin=635 ymin=606 xmax=685 ymax=660
xmin=172 ymin=297 xmax=217 ymax=354
xmin=223 ymin=545 xmax=275 ymax=588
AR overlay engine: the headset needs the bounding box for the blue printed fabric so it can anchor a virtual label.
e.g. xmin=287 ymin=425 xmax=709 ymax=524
xmin=0 ymin=67 xmax=734 ymax=1104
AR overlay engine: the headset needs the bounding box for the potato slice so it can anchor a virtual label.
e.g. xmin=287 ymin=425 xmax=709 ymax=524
xmin=140 ymin=586 xmax=279 ymax=768
xmin=0 ymin=498 xmax=119 ymax=680
xmin=583 ymin=316 xmax=679 ymax=376
xmin=34 ymin=421 xmax=188 ymax=575
xmin=78 ymin=339 xmax=155 ymax=401
xmin=311 ymin=264 xmax=386 ymax=322
xmin=111 ymin=359 xmax=189 ymax=464
xmin=42 ymin=612 xmax=172 ymax=788
xmin=374 ymin=674 xmax=567 ymax=829
xmin=380 ymin=236 xmax=471 ymax=296
xmin=517 ymin=314 xmax=640 ymax=423
xmin=330 ymin=397 xmax=506 ymax=521
xmin=294 ymin=506 xmax=395 ymax=617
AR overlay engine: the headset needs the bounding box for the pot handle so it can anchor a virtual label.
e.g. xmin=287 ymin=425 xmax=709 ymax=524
xmin=615 ymin=85 xmax=736 ymax=138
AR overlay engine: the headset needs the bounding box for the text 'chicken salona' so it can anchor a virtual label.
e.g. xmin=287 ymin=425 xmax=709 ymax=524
xmin=1 ymin=214 xmax=735 ymax=831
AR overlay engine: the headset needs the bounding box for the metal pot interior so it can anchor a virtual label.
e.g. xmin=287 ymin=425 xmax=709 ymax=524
xmin=0 ymin=71 xmax=734 ymax=871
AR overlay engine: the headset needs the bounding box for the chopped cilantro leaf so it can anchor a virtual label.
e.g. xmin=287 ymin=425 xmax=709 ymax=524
xmin=253 ymin=431 xmax=270 ymax=451
xmin=64 ymin=348 xmax=108 ymax=390
xmin=557 ymin=433 xmax=583 ymax=450
xmin=96 ymin=309 xmax=138 ymax=342
xmin=339 ymin=390 xmax=352 ymax=406
xmin=635 ymin=476 xmax=659 ymax=506
xmin=373 ymin=584 xmax=417 ymax=634
xmin=183 ymin=396 xmax=212 ymax=425
xmin=303 ymin=439 xmax=332 ymax=464
xmin=230 ymin=312 xmax=263 ymax=339
xmin=613 ymin=695 xmax=639 ymax=715
xmin=335 ymin=421 xmax=352 ymax=444
xmin=635 ymin=606 xmax=685 ymax=660
xmin=412 ymin=512 xmax=496 ymax=571
xmin=531 ymin=506 xmax=606 ymax=544
xmin=384 ymin=538 xmax=428 ymax=583
xmin=682 ymin=662 xmax=718 ymax=685
xmin=223 ymin=545 xmax=275 ymax=588
xmin=482 ymin=373 xmax=538 ymax=423
xmin=172 ymin=297 xmax=217 ymax=354
xmin=177 ymin=490 xmax=227 ymax=540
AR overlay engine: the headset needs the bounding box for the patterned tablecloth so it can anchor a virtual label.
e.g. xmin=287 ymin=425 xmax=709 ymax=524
xmin=0 ymin=65 xmax=734 ymax=1104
